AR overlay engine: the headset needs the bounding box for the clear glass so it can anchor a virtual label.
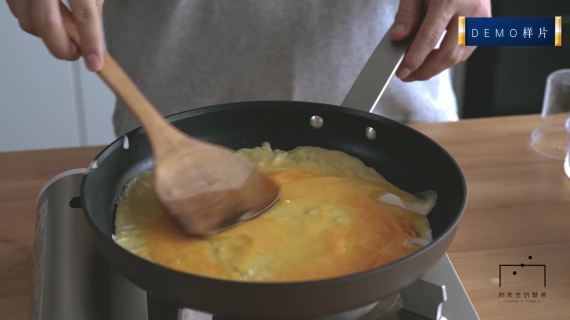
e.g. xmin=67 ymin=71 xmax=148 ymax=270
xmin=530 ymin=69 xmax=570 ymax=159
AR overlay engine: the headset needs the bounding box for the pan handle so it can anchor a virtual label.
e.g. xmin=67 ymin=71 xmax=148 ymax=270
xmin=341 ymin=32 xmax=409 ymax=114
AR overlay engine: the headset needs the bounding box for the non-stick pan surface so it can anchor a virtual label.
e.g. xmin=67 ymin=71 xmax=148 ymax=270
xmin=80 ymin=101 xmax=466 ymax=319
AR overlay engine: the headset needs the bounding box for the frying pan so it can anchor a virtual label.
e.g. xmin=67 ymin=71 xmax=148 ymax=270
xmin=77 ymin=35 xmax=466 ymax=319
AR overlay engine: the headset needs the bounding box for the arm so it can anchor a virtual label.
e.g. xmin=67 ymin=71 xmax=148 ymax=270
xmin=6 ymin=0 xmax=105 ymax=71
xmin=390 ymin=0 xmax=491 ymax=81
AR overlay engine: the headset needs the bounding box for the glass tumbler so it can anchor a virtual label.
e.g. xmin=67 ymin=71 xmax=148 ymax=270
xmin=530 ymin=69 xmax=570 ymax=159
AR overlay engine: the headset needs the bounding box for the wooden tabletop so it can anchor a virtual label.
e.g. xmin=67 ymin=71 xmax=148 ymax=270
xmin=1 ymin=114 xmax=569 ymax=319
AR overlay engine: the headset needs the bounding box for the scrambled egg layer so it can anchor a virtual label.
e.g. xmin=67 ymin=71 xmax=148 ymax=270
xmin=114 ymin=144 xmax=434 ymax=281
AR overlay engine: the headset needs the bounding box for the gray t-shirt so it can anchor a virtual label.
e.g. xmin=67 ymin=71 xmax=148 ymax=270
xmin=104 ymin=0 xmax=458 ymax=136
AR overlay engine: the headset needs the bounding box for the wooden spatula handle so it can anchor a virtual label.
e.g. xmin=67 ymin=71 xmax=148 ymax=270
xmin=59 ymin=2 xmax=171 ymax=141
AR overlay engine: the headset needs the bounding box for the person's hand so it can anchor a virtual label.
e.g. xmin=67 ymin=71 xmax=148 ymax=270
xmin=390 ymin=0 xmax=491 ymax=82
xmin=6 ymin=0 xmax=105 ymax=72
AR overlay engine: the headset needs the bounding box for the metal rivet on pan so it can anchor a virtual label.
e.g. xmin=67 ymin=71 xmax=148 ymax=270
xmin=122 ymin=136 xmax=130 ymax=150
xmin=365 ymin=127 xmax=377 ymax=140
xmin=309 ymin=115 xmax=324 ymax=129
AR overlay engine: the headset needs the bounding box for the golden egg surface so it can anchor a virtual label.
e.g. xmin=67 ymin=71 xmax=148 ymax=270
xmin=114 ymin=144 xmax=434 ymax=281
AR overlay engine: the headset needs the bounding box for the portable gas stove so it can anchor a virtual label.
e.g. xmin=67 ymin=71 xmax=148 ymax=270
xmin=33 ymin=170 xmax=479 ymax=320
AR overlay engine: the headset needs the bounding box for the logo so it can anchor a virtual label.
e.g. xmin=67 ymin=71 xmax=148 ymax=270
xmin=458 ymin=16 xmax=562 ymax=47
xmin=494 ymin=256 xmax=548 ymax=304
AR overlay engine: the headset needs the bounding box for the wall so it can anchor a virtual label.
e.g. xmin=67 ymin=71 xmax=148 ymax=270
xmin=0 ymin=1 xmax=115 ymax=152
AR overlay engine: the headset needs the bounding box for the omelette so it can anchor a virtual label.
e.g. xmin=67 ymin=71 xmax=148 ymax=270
xmin=114 ymin=143 xmax=435 ymax=282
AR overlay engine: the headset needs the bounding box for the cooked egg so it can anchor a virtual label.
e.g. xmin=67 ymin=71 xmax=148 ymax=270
xmin=114 ymin=143 xmax=434 ymax=281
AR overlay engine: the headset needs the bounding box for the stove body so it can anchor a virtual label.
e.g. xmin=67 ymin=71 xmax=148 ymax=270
xmin=33 ymin=170 xmax=479 ymax=320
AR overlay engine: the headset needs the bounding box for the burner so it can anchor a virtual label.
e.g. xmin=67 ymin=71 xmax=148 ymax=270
xmin=179 ymin=299 xmax=383 ymax=320
xmin=179 ymin=295 xmax=398 ymax=320
xmin=176 ymin=280 xmax=444 ymax=320
xmin=33 ymin=170 xmax=479 ymax=320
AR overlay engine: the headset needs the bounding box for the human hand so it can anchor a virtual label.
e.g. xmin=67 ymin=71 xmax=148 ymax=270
xmin=6 ymin=0 xmax=105 ymax=71
xmin=390 ymin=0 xmax=491 ymax=82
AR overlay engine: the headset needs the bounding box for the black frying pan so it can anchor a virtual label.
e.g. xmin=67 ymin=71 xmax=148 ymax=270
xmin=78 ymin=100 xmax=466 ymax=319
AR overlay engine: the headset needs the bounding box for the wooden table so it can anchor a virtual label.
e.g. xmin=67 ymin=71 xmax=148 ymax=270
xmin=1 ymin=114 xmax=569 ymax=319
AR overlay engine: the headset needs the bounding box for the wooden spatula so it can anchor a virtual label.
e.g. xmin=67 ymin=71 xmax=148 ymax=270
xmin=59 ymin=4 xmax=280 ymax=236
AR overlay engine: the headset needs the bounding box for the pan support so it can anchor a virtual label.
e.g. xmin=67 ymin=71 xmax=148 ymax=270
xmin=399 ymin=279 xmax=447 ymax=320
